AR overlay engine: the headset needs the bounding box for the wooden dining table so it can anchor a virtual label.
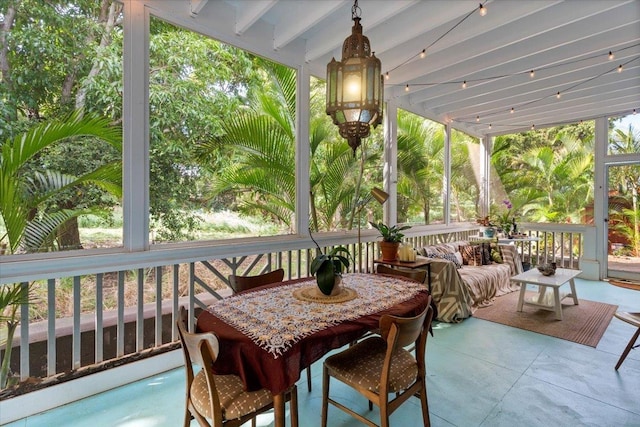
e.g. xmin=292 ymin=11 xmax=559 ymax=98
xmin=196 ymin=272 xmax=431 ymax=427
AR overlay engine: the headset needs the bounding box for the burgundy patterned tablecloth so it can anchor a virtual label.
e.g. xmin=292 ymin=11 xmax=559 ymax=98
xmin=196 ymin=273 xmax=430 ymax=395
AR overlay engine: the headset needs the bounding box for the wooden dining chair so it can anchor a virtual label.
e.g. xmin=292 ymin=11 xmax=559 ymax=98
xmin=375 ymin=264 xmax=437 ymax=324
xmin=177 ymin=306 xmax=298 ymax=427
xmin=321 ymin=299 xmax=434 ymax=427
xmin=613 ymin=311 xmax=640 ymax=370
xmin=228 ymin=268 xmax=313 ymax=392
xmin=375 ymin=264 xmax=427 ymax=284
xmin=228 ymin=268 xmax=285 ymax=294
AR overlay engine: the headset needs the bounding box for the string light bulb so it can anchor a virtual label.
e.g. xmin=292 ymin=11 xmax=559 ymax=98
xmin=510 ymin=107 xmax=514 ymax=114
xmin=420 ymin=49 xmax=426 ymax=59
xmin=530 ymin=70 xmax=535 ymax=78
xmin=478 ymin=3 xmax=487 ymax=16
xmin=405 ymin=84 xmax=409 ymax=92
xmin=608 ymin=51 xmax=614 ymax=60
xmin=633 ymin=109 xmax=637 ymax=115
xmin=531 ymin=124 xmax=535 ymax=130
xmin=556 ymin=91 xmax=561 ymax=99
xmin=385 ymin=72 xmax=390 ymax=80
xmin=618 ymin=64 xmax=623 ymax=73
xmin=476 ymin=116 xmax=480 ymax=122
xmin=462 ymin=80 xmax=467 ymax=89
xmin=489 ymin=124 xmax=492 ymax=130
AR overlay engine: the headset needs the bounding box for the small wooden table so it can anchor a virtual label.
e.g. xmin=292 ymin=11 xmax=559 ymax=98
xmin=512 ymin=267 xmax=581 ymax=320
xmin=373 ymin=257 xmax=433 ymax=292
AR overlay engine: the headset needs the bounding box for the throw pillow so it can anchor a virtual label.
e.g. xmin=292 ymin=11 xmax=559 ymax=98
xmin=469 ymin=240 xmax=493 ymax=265
xmin=460 ymin=245 xmax=482 ymax=266
xmin=426 ymin=252 xmax=463 ymax=269
xmin=491 ymin=248 xmax=503 ymax=263
xmin=480 ymin=242 xmax=492 ymax=265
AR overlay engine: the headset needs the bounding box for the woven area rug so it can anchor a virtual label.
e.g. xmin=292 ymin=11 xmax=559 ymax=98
xmin=473 ymin=291 xmax=618 ymax=347
xmin=609 ymin=278 xmax=640 ymax=291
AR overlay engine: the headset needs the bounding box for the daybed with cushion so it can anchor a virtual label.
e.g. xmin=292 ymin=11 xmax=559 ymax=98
xmin=418 ymin=240 xmax=523 ymax=323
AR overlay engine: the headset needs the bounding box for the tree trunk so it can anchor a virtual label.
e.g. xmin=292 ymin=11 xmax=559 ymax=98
xmin=57 ymin=215 xmax=83 ymax=251
xmin=0 ymin=0 xmax=20 ymax=122
xmin=75 ymin=0 xmax=122 ymax=111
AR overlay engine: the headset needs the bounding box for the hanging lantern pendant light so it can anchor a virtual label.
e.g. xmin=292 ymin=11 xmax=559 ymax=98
xmin=326 ymin=0 xmax=383 ymax=153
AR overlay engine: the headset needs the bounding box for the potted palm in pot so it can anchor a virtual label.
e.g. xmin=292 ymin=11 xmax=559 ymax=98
xmin=369 ymin=222 xmax=411 ymax=261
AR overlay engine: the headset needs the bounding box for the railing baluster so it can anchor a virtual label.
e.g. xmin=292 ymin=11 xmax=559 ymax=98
xmin=117 ymin=271 xmax=125 ymax=357
xmin=172 ymin=264 xmax=179 ymax=341
xmin=137 ymin=268 xmax=144 ymax=352
xmin=95 ymin=273 xmax=103 ymax=364
xmin=188 ymin=263 xmax=196 ymax=332
xmin=20 ymin=282 xmax=30 ymax=381
xmin=155 ymin=266 xmax=162 ymax=346
xmin=47 ymin=278 xmax=56 ymax=376
xmin=73 ymin=276 xmax=81 ymax=369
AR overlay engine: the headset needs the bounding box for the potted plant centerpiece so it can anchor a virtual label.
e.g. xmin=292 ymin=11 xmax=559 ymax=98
xmin=369 ymin=221 xmax=411 ymax=261
xmin=309 ymin=230 xmax=351 ymax=296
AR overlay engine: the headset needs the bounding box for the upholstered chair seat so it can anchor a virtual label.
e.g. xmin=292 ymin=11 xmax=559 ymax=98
xmin=324 ymin=336 xmax=418 ymax=393
xmin=190 ymin=372 xmax=273 ymax=421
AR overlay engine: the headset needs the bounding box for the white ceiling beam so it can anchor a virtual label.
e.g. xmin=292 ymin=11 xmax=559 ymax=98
xmin=379 ymin=1 xmax=559 ymax=78
xmin=304 ymin=0 xmax=418 ymax=62
xmin=190 ymin=0 xmax=208 ymax=16
xmin=272 ymin=1 xmax=343 ymax=51
xmin=234 ymin=0 xmax=277 ymax=36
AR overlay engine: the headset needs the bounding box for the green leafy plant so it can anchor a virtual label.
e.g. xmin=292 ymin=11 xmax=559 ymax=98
xmin=369 ymin=222 xmax=411 ymax=243
xmin=309 ymin=229 xmax=351 ymax=295
xmin=0 ymin=283 xmax=35 ymax=389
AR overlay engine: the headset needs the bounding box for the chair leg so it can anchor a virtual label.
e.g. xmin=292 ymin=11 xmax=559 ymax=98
xmin=419 ymin=381 xmax=431 ymax=427
xmin=380 ymin=398 xmax=390 ymax=427
xmin=290 ymin=385 xmax=299 ymax=427
xmin=306 ymin=367 xmax=312 ymax=392
xmin=615 ymin=327 xmax=640 ymax=370
xmin=321 ymin=367 xmax=330 ymax=427
xmin=183 ymin=408 xmax=192 ymax=427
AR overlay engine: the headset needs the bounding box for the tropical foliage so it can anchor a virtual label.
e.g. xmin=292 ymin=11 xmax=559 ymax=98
xmin=0 ymin=112 xmax=121 ymax=253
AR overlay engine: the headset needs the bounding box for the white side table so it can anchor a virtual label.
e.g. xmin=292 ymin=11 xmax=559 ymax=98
xmin=512 ymin=268 xmax=582 ymax=320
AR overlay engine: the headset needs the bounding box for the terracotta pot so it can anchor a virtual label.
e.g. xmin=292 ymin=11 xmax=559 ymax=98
xmin=379 ymin=241 xmax=400 ymax=261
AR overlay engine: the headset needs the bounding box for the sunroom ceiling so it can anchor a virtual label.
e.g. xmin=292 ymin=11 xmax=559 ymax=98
xmin=168 ymin=0 xmax=640 ymax=137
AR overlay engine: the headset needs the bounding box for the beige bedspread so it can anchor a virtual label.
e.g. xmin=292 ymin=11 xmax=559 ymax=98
xmin=419 ymin=244 xmax=523 ymax=323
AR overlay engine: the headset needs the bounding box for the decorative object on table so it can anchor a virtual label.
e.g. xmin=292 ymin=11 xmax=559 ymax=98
xmin=476 ymin=216 xmax=496 ymax=238
xmin=483 ymin=226 xmax=496 ymax=238
xmin=537 ymin=262 xmax=557 ymax=276
xmin=325 ymin=0 xmax=383 ymax=154
xmin=398 ymin=243 xmax=416 ymax=262
xmin=369 ymin=221 xmax=411 ymax=261
xmin=495 ymin=199 xmax=515 ymax=237
xmin=293 ymin=284 xmax=358 ymax=304
xmin=309 ymin=228 xmax=352 ymax=296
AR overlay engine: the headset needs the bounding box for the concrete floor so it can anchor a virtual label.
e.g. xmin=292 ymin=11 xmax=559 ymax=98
xmin=5 ymin=278 xmax=640 ymax=427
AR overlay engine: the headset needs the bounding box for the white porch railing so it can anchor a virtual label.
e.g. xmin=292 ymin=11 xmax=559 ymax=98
xmin=0 ymin=222 xmax=594 ymax=422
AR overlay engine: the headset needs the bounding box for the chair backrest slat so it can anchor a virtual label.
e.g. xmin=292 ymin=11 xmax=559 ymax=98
xmin=379 ymin=300 xmax=432 ymax=349
xmin=229 ymin=268 xmax=285 ymax=294
xmin=177 ymin=306 xmax=220 ymax=367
